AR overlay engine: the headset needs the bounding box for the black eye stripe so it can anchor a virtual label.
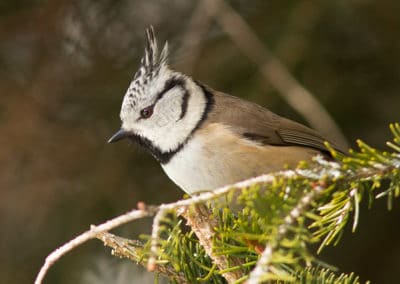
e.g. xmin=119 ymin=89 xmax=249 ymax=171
xmin=177 ymin=90 xmax=190 ymax=121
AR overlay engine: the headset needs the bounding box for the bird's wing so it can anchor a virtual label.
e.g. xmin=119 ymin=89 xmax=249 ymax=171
xmin=208 ymin=91 xmax=346 ymax=155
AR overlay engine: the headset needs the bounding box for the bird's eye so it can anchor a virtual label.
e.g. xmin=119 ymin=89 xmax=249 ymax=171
xmin=140 ymin=105 xmax=154 ymax=119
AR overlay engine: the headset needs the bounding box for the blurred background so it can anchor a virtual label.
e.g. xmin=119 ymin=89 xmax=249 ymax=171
xmin=1 ymin=0 xmax=399 ymax=283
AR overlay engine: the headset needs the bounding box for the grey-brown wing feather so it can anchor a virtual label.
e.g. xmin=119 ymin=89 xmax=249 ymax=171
xmin=208 ymin=91 xmax=346 ymax=155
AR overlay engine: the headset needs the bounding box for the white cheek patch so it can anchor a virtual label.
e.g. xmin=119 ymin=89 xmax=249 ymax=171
xmin=153 ymin=89 xmax=183 ymax=128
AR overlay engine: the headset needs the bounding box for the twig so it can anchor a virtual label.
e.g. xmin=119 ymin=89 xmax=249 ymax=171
xmin=97 ymin=231 xmax=143 ymax=261
xmin=147 ymin=207 xmax=169 ymax=271
xmin=96 ymin=231 xmax=188 ymax=283
xmin=204 ymin=0 xmax=348 ymax=149
xmin=180 ymin=205 xmax=246 ymax=282
xmin=34 ymin=206 xmax=157 ymax=284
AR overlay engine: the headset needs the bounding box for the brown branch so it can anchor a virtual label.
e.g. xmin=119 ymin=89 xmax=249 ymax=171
xmin=204 ymin=0 xmax=348 ymax=149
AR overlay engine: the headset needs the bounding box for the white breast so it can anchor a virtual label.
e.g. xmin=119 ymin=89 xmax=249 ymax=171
xmin=160 ymin=123 xmax=263 ymax=194
xmin=161 ymin=132 xmax=224 ymax=195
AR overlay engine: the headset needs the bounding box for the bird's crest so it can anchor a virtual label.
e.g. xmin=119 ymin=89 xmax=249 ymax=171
xmin=134 ymin=26 xmax=169 ymax=82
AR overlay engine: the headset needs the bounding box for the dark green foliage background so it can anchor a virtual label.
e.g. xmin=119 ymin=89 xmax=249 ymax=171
xmin=0 ymin=1 xmax=399 ymax=283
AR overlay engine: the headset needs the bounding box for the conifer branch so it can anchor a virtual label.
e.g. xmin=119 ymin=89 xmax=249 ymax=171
xmin=35 ymin=123 xmax=400 ymax=283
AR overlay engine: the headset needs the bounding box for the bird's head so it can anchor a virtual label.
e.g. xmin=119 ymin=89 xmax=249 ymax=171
xmin=108 ymin=27 xmax=210 ymax=163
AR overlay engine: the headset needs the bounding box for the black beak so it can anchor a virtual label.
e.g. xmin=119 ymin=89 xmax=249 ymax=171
xmin=108 ymin=129 xmax=131 ymax=143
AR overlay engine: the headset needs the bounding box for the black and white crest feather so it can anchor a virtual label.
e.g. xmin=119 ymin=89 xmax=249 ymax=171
xmin=135 ymin=26 xmax=169 ymax=81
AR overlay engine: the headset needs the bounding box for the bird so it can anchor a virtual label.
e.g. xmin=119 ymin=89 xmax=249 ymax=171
xmin=108 ymin=27 xmax=345 ymax=195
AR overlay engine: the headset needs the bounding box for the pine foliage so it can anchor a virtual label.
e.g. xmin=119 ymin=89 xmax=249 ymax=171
xmin=102 ymin=123 xmax=400 ymax=283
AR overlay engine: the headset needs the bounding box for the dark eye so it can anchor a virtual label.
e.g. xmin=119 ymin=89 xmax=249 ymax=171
xmin=140 ymin=105 xmax=154 ymax=119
